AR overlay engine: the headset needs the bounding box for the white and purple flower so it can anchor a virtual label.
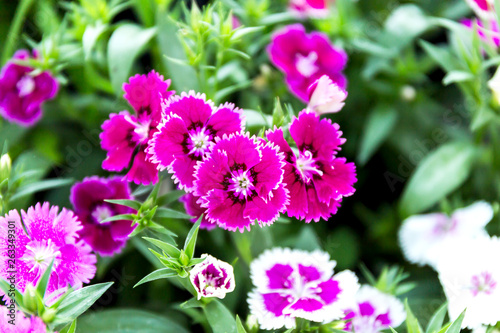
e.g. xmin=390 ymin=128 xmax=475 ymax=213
xmin=248 ymin=248 xmax=359 ymax=330
xmin=343 ymin=285 xmax=406 ymax=333
xmin=307 ymin=75 xmax=347 ymax=115
xmin=399 ymin=201 xmax=493 ymax=267
xmin=190 ymin=254 xmax=235 ymax=300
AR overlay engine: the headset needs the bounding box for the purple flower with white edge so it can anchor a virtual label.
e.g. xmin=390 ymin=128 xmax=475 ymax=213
xmin=100 ymin=70 xmax=174 ymax=185
xmin=267 ymin=24 xmax=347 ymax=102
xmin=180 ymin=193 xmax=216 ymax=230
xmin=248 ymin=248 xmax=359 ymax=330
xmin=193 ymin=133 xmax=289 ymax=232
xmin=0 ymin=49 xmax=58 ymax=126
xmin=437 ymin=236 xmax=500 ymax=329
xmin=0 ymin=306 xmax=49 ymax=333
xmin=461 ymin=18 xmax=500 ymax=48
xmin=399 ymin=201 xmax=493 ymax=268
xmin=266 ymin=111 xmax=356 ymax=223
xmin=148 ymin=91 xmax=245 ymax=191
xmin=70 ymin=176 xmax=136 ymax=256
xmin=307 ymin=75 xmax=347 ymax=114
xmin=0 ymin=203 xmax=96 ymax=303
xmin=190 ymin=254 xmax=235 ymax=300
xmin=342 ymin=285 xmax=406 ymax=333
xmin=465 ymin=0 xmax=494 ymax=19
xmin=289 ymin=0 xmax=332 ymax=18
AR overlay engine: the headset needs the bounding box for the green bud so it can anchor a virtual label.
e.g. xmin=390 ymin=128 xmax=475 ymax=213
xmin=23 ymin=285 xmax=38 ymax=314
xmin=178 ymin=269 xmax=189 ymax=278
xmin=179 ymin=249 xmax=190 ymax=266
xmin=0 ymin=154 xmax=11 ymax=183
xmin=41 ymin=308 xmax=57 ymax=323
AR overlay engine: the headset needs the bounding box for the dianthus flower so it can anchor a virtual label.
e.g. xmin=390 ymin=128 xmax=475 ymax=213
xmin=399 ymin=201 xmax=493 ymax=268
xmin=466 ymin=0 xmax=494 ymax=18
xmin=289 ymin=0 xmax=332 ymax=18
xmin=307 ymin=75 xmax=347 ymax=114
xmin=267 ymin=24 xmax=347 ymax=102
xmin=179 ymin=193 xmax=216 ymax=230
xmin=100 ymin=70 xmax=174 ymax=185
xmin=0 ymin=306 xmax=49 ymax=333
xmin=148 ymin=92 xmax=244 ymax=191
xmin=437 ymin=236 xmax=500 ymax=329
xmin=190 ymin=254 xmax=235 ymax=300
xmin=193 ymin=133 xmax=288 ymax=232
xmin=0 ymin=203 xmax=96 ymax=301
xmin=343 ymin=285 xmax=406 ymax=333
xmin=266 ymin=111 xmax=356 ymax=223
xmin=248 ymin=248 xmax=359 ymax=330
xmin=0 ymin=50 xmax=58 ymax=126
xmin=70 ymin=176 xmax=136 ymax=256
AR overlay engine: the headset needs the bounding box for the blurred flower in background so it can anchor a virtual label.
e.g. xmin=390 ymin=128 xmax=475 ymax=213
xmin=289 ymin=0 xmax=333 ymax=18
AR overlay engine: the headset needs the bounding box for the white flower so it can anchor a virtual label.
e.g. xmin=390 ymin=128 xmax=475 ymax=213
xmin=437 ymin=236 xmax=500 ymax=329
xmin=399 ymin=201 xmax=493 ymax=267
xmin=343 ymin=285 xmax=406 ymax=333
xmin=488 ymin=66 xmax=500 ymax=105
xmin=307 ymin=75 xmax=347 ymax=115
xmin=189 ymin=254 xmax=235 ymax=300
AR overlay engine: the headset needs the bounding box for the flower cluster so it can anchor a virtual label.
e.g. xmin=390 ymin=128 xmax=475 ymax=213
xmin=0 ymin=203 xmax=96 ymax=302
xmin=247 ymin=248 xmax=359 ymax=330
xmin=189 ymin=254 xmax=235 ymax=300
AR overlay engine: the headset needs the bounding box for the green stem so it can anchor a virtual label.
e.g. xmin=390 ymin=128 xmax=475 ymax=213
xmin=2 ymin=0 xmax=35 ymax=65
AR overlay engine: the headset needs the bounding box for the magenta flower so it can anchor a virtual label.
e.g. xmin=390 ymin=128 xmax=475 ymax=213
xmin=307 ymin=75 xmax=347 ymax=114
xmin=190 ymin=254 xmax=235 ymax=300
xmin=0 ymin=50 xmax=58 ymax=127
xmin=100 ymin=70 xmax=174 ymax=185
xmin=465 ymin=0 xmax=494 ymax=18
xmin=179 ymin=193 xmax=216 ymax=230
xmin=267 ymin=24 xmax=347 ymax=102
xmin=0 ymin=203 xmax=96 ymax=301
xmin=343 ymin=285 xmax=406 ymax=333
xmin=461 ymin=18 xmax=500 ymax=48
xmin=193 ymin=133 xmax=289 ymax=232
xmin=70 ymin=176 xmax=136 ymax=256
xmin=148 ymin=92 xmax=245 ymax=191
xmin=248 ymin=248 xmax=359 ymax=330
xmin=289 ymin=0 xmax=332 ymax=18
xmin=0 ymin=306 xmax=49 ymax=333
xmin=266 ymin=111 xmax=356 ymax=223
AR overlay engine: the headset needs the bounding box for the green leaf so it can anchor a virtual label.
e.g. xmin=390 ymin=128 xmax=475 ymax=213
xmin=426 ymin=303 xmax=448 ymax=333
xmin=82 ymin=23 xmax=107 ymax=60
xmin=405 ymin=300 xmax=423 ymax=333
xmin=36 ymin=259 xmax=54 ymax=299
xmin=357 ymin=105 xmax=398 ymax=165
xmin=134 ymin=268 xmax=177 ymax=288
xmin=76 ymin=309 xmax=189 ymax=333
xmin=107 ymin=24 xmax=157 ymax=93
xmin=230 ymin=26 xmax=263 ymax=41
xmin=143 ymin=237 xmax=180 ymax=258
xmin=53 ymin=282 xmax=114 ymax=325
xmin=155 ymin=207 xmax=193 ymax=220
xmin=156 ymin=190 xmax=185 ymax=206
xmin=384 ymin=4 xmax=430 ymax=48
xmin=444 ymin=310 xmax=465 ymax=333
xmin=399 ymin=142 xmax=476 ymax=217
xmin=104 ymin=199 xmax=142 ymax=211
xmin=9 ymin=178 xmax=73 ymax=202
xmin=236 ymin=315 xmax=248 ymax=333
xmin=203 ymin=300 xmax=238 ymax=333
xmin=442 ymin=71 xmax=474 ymax=86
xmin=180 ymin=297 xmax=203 ymax=309
xmin=100 ymin=214 xmax=136 ymax=224
xmin=60 ymin=319 xmax=77 ymax=333
xmin=351 ymin=39 xmax=397 ymax=58
xmin=183 ymin=217 xmax=201 ymax=260
xmin=294 ymin=225 xmax=321 ymax=251
xmin=0 ymin=279 xmax=24 ymax=309
xmin=419 ymin=40 xmax=457 ymax=72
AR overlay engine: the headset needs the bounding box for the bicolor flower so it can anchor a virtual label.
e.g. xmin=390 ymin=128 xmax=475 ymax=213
xmin=461 ymin=18 xmax=500 ymax=48
xmin=307 ymin=75 xmax=347 ymax=114
xmin=193 ymin=133 xmax=289 ymax=232
xmin=100 ymin=70 xmax=174 ymax=185
xmin=248 ymin=248 xmax=359 ymax=330
xmin=70 ymin=176 xmax=136 ymax=256
xmin=0 ymin=49 xmax=58 ymax=126
xmin=268 ymin=24 xmax=347 ymax=102
xmin=0 ymin=306 xmax=48 ymax=333
xmin=266 ymin=111 xmax=357 ymax=223
xmin=0 ymin=203 xmax=96 ymax=302
xmin=289 ymin=0 xmax=332 ymax=18
xmin=399 ymin=201 xmax=493 ymax=268
xmin=437 ymin=236 xmax=500 ymax=329
xmin=465 ymin=0 xmax=495 ymax=19
xmin=190 ymin=254 xmax=235 ymax=300
xmin=148 ymin=92 xmax=245 ymax=191
xmin=179 ymin=193 xmax=216 ymax=230
xmin=343 ymin=285 xmax=406 ymax=333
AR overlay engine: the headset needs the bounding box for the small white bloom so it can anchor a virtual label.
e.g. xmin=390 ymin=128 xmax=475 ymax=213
xmin=307 ymin=75 xmax=347 ymax=115
xmin=189 ymin=254 xmax=235 ymax=300
xmin=399 ymin=201 xmax=493 ymax=268
xmin=437 ymin=236 xmax=500 ymax=329
xmin=488 ymin=66 xmax=500 ymax=105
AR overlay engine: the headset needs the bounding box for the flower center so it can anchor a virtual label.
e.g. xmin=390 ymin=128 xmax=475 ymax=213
xmin=229 ymin=169 xmax=255 ymax=199
xmin=188 ymin=128 xmax=211 ymax=158
xmin=433 ymin=216 xmax=457 ymax=235
xmin=21 ymin=239 xmax=61 ymax=275
xmin=133 ymin=120 xmax=151 ymax=144
xmin=17 ymin=75 xmax=36 ymax=97
xmin=296 ymin=151 xmax=323 ymax=182
xmin=296 ymin=52 xmax=319 ymax=78
xmin=91 ymin=204 xmax=114 ymax=224
xmin=471 ymin=271 xmax=497 ymax=296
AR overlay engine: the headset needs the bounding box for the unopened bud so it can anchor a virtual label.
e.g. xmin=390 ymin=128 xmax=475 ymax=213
xmin=0 ymin=154 xmax=11 ymax=182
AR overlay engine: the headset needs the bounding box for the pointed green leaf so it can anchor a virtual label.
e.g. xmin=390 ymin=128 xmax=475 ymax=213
xmin=188 ymin=257 xmax=206 ymax=266
xmin=100 ymin=214 xmax=136 ymax=224
xmin=104 ymin=199 xmax=142 ymax=211
xmin=36 ymin=259 xmax=54 ymax=298
xmin=442 ymin=70 xmax=474 ymax=85
xmin=180 ymin=297 xmax=203 ymax=309
xmin=426 ymin=303 xmax=449 ymax=333
xmin=143 ymin=237 xmax=180 ymax=258
xmin=155 ymin=207 xmax=193 ymax=220
xmin=0 ymin=279 xmax=24 ymax=308
xmin=183 ymin=217 xmax=202 ymax=259
xmin=236 ymin=315 xmax=248 ymax=333
xmin=203 ymin=300 xmax=237 ymax=333
xmin=156 ymin=190 xmax=185 ymax=206
xmin=444 ymin=310 xmax=465 ymax=333
xmin=10 ymin=178 xmax=74 ymax=202
xmin=134 ymin=268 xmax=177 ymax=288
xmin=405 ymin=300 xmax=423 ymax=333
xmin=60 ymin=319 xmax=77 ymax=333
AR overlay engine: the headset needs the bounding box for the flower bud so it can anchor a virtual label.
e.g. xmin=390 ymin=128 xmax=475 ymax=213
xmin=41 ymin=308 xmax=57 ymax=323
xmin=0 ymin=153 xmax=11 ymax=183
xmin=189 ymin=254 xmax=235 ymax=300
xmin=23 ymin=284 xmax=38 ymax=314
